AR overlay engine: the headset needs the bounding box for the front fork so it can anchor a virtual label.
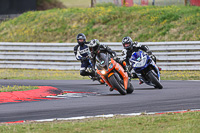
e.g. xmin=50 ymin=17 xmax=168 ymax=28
xmin=101 ymin=74 xmax=114 ymax=89
xmin=150 ymin=61 xmax=161 ymax=81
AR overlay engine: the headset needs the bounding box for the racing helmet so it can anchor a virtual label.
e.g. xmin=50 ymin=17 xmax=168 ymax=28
xmin=88 ymin=39 xmax=100 ymax=53
xmin=76 ymin=33 xmax=86 ymax=46
xmin=122 ymin=36 xmax=133 ymax=50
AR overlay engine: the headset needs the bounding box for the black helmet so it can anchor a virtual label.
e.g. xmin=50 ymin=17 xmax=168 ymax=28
xmin=88 ymin=39 xmax=100 ymax=54
xmin=76 ymin=33 xmax=86 ymax=46
xmin=122 ymin=36 xmax=133 ymax=50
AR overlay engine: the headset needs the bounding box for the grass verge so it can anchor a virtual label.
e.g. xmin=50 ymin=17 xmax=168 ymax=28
xmin=0 ymin=69 xmax=89 ymax=80
xmin=0 ymin=5 xmax=199 ymax=42
xmin=0 ymin=69 xmax=200 ymax=80
xmin=160 ymin=70 xmax=200 ymax=80
xmin=0 ymin=85 xmax=38 ymax=92
xmin=0 ymin=111 xmax=199 ymax=132
xmin=59 ymin=0 xmax=90 ymax=7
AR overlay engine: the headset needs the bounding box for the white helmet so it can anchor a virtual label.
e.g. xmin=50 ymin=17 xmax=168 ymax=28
xmin=88 ymin=39 xmax=100 ymax=48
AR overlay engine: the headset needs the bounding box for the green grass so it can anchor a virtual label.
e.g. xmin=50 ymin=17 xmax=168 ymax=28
xmin=0 ymin=5 xmax=199 ymax=42
xmin=160 ymin=70 xmax=200 ymax=80
xmin=59 ymin=0 xmax=90 ymax=7
xmin=0 ymin=85 xmax=38 ymax=92
xmin=0 ymin=69 xmax=89 ymax=80
xmin=0 ymin=111 xmax=199 ymax=132
xmin=1 ymin=69 xmax=200 ymax=80
xmin=150 ymin=0 xmax=185 ymax=6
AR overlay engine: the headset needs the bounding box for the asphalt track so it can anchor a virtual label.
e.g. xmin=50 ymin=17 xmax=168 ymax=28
xmin=0 ymin=79 xmax=200 ymax=123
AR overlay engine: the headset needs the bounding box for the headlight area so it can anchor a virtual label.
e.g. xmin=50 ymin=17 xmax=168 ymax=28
xmin=134 ymin=56 xmax=147 ymax=67
xmin=101 ymin=70 xmax=106 ymax=75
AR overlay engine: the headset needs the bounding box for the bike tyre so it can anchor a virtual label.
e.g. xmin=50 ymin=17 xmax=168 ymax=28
xmin=108 ymin=74 xmax=127 ymax=95
xmin=147 ymin=71 xmax=163 ymax=89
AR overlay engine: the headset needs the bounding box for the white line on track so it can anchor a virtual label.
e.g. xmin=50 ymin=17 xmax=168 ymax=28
xmin=2 ymin=109 xmax=200 ymax=124
xmin=33 ymin=109 xmax=200 ymax=122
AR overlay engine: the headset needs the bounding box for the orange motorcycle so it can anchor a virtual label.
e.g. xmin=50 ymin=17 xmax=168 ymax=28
xmin=96 ymin=53 xmax=134 ymax=95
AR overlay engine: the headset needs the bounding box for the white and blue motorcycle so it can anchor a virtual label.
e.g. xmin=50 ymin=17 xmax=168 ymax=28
xmin=129 ymin=51 xmax=163 ymax=89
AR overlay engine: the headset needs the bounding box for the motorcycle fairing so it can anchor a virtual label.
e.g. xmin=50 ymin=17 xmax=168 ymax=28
xmin=130 ymin=51 xmax=161 ymax=86
xmin=97 ymin=58 xmax=129 ymax=90
xmin=114 ymin=60 xmax=128 ymax=90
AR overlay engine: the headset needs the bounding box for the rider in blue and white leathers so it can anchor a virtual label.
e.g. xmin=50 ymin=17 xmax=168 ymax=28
xmin=74 ymin=33 xmax=95 ymax=77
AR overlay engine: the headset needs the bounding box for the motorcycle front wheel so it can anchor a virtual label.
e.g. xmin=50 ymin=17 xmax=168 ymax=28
xmin=108 ymin=73 xmax=127 ymax=95
xmin=147 ymin=71 xmax=163 ymax=89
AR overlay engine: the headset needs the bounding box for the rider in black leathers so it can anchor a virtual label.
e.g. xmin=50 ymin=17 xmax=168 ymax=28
xmin=88 ymin=39 xmax=131 ymax=91
xmin=87 ymin=39 xmax=117 ymax=71
xmin=121 ymin=36 xmax=159 ymax=84
xmin=121 ymin=36 xmax=155 ymax=65
xmin=74 ymin=33 xmax=95 ymax=77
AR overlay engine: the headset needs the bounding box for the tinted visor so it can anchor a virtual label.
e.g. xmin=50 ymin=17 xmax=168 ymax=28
xmin=78 ymin=39 xmax=84 ymax=42
xmin=123 ymin=42 xmax=131 ymax=48
xmin=77 ymin=35 xmax=84 ymax=40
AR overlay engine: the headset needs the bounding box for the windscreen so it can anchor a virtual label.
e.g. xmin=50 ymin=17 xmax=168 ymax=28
xmin=96 ymin=53 xmax=110 ymax=70
xmin=130 ymin=51 xmax=143 ymax=62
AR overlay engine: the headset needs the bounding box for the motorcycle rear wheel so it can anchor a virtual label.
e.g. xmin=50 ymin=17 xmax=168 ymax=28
xmin=108 ymin=74 xmax=127 ymax=95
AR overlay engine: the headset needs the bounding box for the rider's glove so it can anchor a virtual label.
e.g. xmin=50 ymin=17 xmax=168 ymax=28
xmin=113 ymin=56 xmax=120 ymax=62
xmin=112 ymin=53 xmax=116 ymax=58
xmin=146 ymin=50 xmax=152 ymax=55
xmin=133 ymin=41 xmax=138 ymax=45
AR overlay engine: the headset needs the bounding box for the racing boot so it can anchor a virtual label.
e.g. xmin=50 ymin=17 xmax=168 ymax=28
xmin=109 ymin=87 xmax=114 ymax=91
xmin=89 ymin=76 xmax=96 ymax=81
xmin=132 ymin=73 xmax=138 ymax=78
xmin=158 ymin=66 xmax=162 ymax=71
xmin=139 ymin=79 xmax=144 ymax=85
xmin=90 ymin=71 xmax=98 ymax=81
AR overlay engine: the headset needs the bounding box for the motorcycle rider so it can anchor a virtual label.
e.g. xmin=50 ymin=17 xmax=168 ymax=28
xmin=87 ymin=39 xmax=117 ymax=69
xmin=87 ymin=39 xmax=130 ymax=91
xmin=74 ymin=33 xmax=95 ymax=77
xmin=121 ymin=36 xmax=160 ymax=84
